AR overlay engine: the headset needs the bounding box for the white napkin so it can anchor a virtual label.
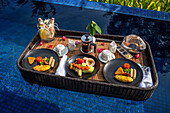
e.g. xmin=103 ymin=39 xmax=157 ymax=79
xmin=55 ymin=55 xmax=68 ymax=76
xmin=138 ymin=64 xmax=153 ymax=88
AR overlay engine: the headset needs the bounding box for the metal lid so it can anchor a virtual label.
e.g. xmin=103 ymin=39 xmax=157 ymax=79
xmin=81 ymin=34 xmax=93 ymax=43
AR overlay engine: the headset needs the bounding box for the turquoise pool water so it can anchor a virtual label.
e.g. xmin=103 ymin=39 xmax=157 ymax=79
xmin=0 ymin=0 xmax=169 ymax=112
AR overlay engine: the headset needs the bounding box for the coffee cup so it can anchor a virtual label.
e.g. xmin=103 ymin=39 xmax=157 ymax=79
xmin=55 ymin=44 xmax=66 ymax=56
xmin=101 ymin=50 xmax=114 ymax=61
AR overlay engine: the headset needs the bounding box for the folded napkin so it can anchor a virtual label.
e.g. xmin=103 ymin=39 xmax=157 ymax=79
xmin=138 ymin=64 xmax=153 ymax=88
xmin=55 ymin=55 xmax=68 ymax=76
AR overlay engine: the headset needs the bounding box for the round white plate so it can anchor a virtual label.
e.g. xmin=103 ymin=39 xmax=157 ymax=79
xmin=98 ymin=52 xmax=115 ymax=63
xmin=53 ymin=46 xmax=68 ymax=57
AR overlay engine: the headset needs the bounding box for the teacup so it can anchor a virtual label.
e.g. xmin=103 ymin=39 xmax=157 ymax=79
xmin=101 ymin=50 xmax=114 ymax=61
xmin=55 ymin=44 xmax=66 ymax=56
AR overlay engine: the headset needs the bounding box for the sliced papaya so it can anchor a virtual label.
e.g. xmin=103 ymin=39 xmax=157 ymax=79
xmin=28 ymin=57 xmax=35 ymax=65
xmin=115 ymin=67 xmax=124 ymax=75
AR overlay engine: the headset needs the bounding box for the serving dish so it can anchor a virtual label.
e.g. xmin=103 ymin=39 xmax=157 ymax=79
xmin=17 ymin=29 xmax=158 ymax=101
xmin=22 ymin=48 xmax=59 ymax=73
xmin=103 ymin=58 xmax=143 ymax=86
xmin=121 ymin=34 xmax=146 ymax=54
xmin=66 ymin=54 xmax=100 ymax=79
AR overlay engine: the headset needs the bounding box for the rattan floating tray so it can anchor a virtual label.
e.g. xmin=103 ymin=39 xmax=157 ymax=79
xmin=17 ymin=29 xmax=158 ymax=101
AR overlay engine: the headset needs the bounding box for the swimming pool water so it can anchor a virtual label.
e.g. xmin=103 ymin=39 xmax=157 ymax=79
xmin=0 ymin=0 xmax=169 ymax=112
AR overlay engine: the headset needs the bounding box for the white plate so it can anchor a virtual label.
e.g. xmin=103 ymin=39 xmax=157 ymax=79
xmin=98 ymin=52 xmax=115 ymax=63
xmin=53 ymin=46 xmax=68 ymax=57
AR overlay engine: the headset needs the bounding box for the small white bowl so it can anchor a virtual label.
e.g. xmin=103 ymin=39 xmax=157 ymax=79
xmin=98 ymin=50 xmax=115 ymax=63
xmin=53 ymin=44 xmax=68 ymax=57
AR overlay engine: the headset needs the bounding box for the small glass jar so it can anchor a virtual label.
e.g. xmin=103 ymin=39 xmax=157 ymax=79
xmin=39 ymin=28 xmax=55 ymax=42
xmin=37 ymin=18 xmax=59 ymax=42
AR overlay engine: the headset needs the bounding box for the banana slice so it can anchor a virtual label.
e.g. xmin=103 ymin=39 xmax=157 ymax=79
xmin=130 ymin=68 xmax=133 ymax=78
xmin=133 ymin=69 xmax=136 ymax=79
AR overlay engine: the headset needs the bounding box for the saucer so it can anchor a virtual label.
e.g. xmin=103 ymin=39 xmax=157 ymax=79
xmin=98 ymin=52 xmax=115 ymax=63
xmin=53 ymin=46 xmax=68 ymax=57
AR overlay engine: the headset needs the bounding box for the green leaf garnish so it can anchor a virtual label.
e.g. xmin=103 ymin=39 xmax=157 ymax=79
xmin=86 ymin=21 xmax=101 ymax=36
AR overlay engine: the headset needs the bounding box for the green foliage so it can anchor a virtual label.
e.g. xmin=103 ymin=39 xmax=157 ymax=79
xmin=88 ymin=0 xmax=170 ymax=12
xmin=86 ymin=21 xmax=102 ymax=36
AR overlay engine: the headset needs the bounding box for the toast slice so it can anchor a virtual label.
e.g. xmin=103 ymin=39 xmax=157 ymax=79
xmin=28 ymin=57 xmax=35 ymax=65
xmin=115 ymin=67 xmax=124 ymax=75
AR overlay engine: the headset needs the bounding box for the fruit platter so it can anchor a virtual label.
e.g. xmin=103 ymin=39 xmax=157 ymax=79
xmin=66 ymin=54 xmax=100 ymax=79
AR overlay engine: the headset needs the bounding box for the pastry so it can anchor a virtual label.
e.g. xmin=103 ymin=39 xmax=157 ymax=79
xmin=33 ymin=65 xmax=51 ymax=71
xmin=28 ymin=57 xmax=35 ymax=65
xmin=115 ymin=67 xmax=124 ymax=75
xmin=114 ymin=75 xmax=133 ymax=83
